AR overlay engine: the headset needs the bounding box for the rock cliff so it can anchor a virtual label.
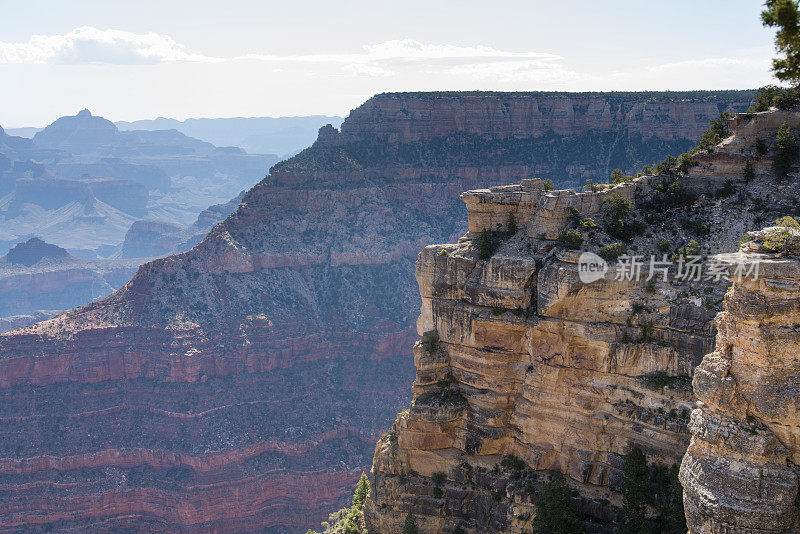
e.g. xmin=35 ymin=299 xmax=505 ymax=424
xmin=271 ymin=91 xmax=752 ymax=189
xmin=0 ymin=91 xmax=759 ymax=532
xmin=365 ymin=109 xmax=800 ymax=533
xmin=680 ymin=233 xmax=800 ymax=533
xmin=0 ymin=239 xmax=141 ymax=333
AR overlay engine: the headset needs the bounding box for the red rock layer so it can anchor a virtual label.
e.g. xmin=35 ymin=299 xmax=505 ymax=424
xmin=0 ymin=91 xmax=755 ymax=532
xmin=342 ymin=92 xmax=751 ymax=142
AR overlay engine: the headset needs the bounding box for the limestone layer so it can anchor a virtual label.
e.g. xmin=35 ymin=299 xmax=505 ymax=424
xmin=366 ymin=109 xmax=800 ymax=533
xmin=680 ymin=246 xmax=800 ymax=533
xmin=0 ymin=92 xmax=758 ymax=532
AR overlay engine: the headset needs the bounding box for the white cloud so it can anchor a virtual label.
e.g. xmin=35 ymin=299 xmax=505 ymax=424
xmin=0 ymin=28 xmax=771 ymax=90
xmin=0 ymin=26 xmax=220 ymax=65
xmin=447 ymin=59 xmax=591 ymax=85
xmin=0 ymin=30 xmax=564 ymax=79
xmin=358 ymin=40 xmax=560 ymax=62
xmin=341 ymin=63 xmax=395 ymax=77
xmin=239 ymin=39 xmax=563 ymax=77
xmin=648 ymin=55 xmax=771 ymax=73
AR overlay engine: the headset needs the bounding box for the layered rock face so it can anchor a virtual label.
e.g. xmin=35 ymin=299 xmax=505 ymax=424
xmin=271 ymin=91 xmax=753 ymax=189
xmin=0 ymin=92 xmax=760 ymax=532
xmin=345 ymin=91 xmax=746 ymax=143
xmin=680 ymin=242 xmax=800 ymax=532
xmin=0 ymin=109 xmax=279 ymax=257
xmin=0 ymin=239 xmax=141 ymax=333
xmin=365 ymin=109 xmax=800 ymax=533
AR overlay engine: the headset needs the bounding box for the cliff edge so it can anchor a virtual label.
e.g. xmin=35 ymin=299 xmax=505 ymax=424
xmin=365 ymin=108 xmax=800 ymax=533
xmin=681 ymin=230 xmax=800 ymax=533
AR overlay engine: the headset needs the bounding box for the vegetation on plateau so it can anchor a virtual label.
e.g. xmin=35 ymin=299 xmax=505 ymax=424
xmin=762 ymin=215 xmax=800 ymax=254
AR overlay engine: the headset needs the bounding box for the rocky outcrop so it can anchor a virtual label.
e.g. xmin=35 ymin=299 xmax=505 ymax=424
xmin=0 ymin=241 xmax=141 ymax=332
xmin=0 ymin=110 xmax=279 ymax=257
xmin=119 ymin=192 xmax=247 ymax=259
xmin=680 ymin=239 xmax=800 ymax=533
xmin=4 ymin=237 xmax=70 ymax=266
xmin=365 ymin=109 xmax=800 ymax=533
xmin=121 ymin=220 xmax=189 ymax=259
xmin=270 ymin=91 xmax=753 ymax=189
xmin=344 ymin=91 xmax=750 ymax=143
xmin=10 ymin=177 xmax=149 ymax=215
xmin=0 ymin=92 xmax=761 ymax=532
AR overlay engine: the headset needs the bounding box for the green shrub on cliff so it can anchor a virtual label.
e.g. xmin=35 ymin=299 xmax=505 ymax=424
xmin=402 ymin=512 xmax=418 ymax=534
xmin=599 ymin=242 xmax=626 ymax=261
xmin=743 ymin=160 xmax=756 ymax=181
xmin=620 ymin=446 xmax=686 ymax=534
xmin=776 ymin=215 xmax=800 ymax=229
xmin=603 ymin=192 xmax=645 ymax=241
xmin=610 ymin=168 xmax=630 ymax=184
xmin=762 ymin=217 xmax=800 ymax=254
xmin=715 ymin=179 xmax=736 ymax=198
xmin=476 ymin=229 xmax=501 ymax=259
xmin=695 ymin=113 xmax=732 ymax=153
xmin=773 ymin=122 xmax=798 ymax=177
xmin=557 ymin=228 xmax=584 ymax=250
xmin=621 ymin=447 xmax=648 ymax=533
xmin=507 ymin=212 xmax=519 ymax=235
xmin=306 ymin=473 xmax=370 ymax=534
xmin=532 ymin=471 xmax=584 ymax=534
xmin=751 ymin=85 xmax=800 ymax=111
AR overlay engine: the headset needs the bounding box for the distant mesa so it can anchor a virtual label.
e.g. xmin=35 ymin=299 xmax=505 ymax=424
xmin=33 ymin=109 xmax=118 ymax=153
xmin=3 ymin=238 xmax=72 ymax=267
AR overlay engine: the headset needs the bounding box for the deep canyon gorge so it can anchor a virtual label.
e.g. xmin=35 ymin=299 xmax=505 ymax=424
xmin=0 ymin=90 xmax=777 ymax=532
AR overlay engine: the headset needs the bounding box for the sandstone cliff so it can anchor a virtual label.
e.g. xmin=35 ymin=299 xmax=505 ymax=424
xmin=365 ymin=109 xmax=800 ymax=533
xmin=0 ymin=91 xmax=757 ymax=532
xmin=271 ymin=91 xmax=752 ymax=190
xmin=680 ymin=231 xmax=800 ymax=533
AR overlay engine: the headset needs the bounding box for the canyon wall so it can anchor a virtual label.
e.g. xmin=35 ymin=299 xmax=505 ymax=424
xmin=0 ymin=91 xmax=757 ymax=532
xmin=365 ymin=109 xmax=800 ymax=533
xmin=680 ymin=235 xmax=800 ymax=533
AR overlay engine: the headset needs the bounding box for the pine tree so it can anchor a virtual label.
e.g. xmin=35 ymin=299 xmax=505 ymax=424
xmin=743 ymin=160 xmax=756 ymax=181
xmin=352 ymin=473 xmax=370 ymax=509
xmin=621 ymin=446 xmax=649 ymax=534
xmin=773 ymin=121 xmax=798 ymax=177
xmin=402 ymin=512 xmax=418 ymax=534
xmin=762 ymin=0 xmax=800 ymax=84
xmin=506 ymin=212 xmax=518 ymax=235
xmin=476 ymin=229 xmax=497 ymax=260
xmin=532 ymin=471 xmax=584 ymax=534
xmin=650 ymin=465 xmax=686 ymax=534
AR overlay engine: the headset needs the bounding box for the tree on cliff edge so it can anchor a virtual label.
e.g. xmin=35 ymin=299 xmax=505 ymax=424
xmin=621 ymin=446 xmax=648 ymax=534
xmin=306 ymin=472 xmax=370 ymax=534
xmin=532 ymin=471 xmax=584 ymax=534
xmin=353 ymin=473 xmax=370 ymax=509
xmin=763 ymin=0 xmax=800 ymax=84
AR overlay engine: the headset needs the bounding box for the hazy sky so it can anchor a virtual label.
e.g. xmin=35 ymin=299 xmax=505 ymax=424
xmin=0 ymin=0 xmax=778 ymax=127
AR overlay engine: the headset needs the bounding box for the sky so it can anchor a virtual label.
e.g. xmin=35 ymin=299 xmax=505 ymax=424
xmin=0 ymin=0 xmax=780 ymax=127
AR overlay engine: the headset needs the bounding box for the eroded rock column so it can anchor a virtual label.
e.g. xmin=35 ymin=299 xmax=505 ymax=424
xmin=680 ymin=250 xmax=800 ymax=533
